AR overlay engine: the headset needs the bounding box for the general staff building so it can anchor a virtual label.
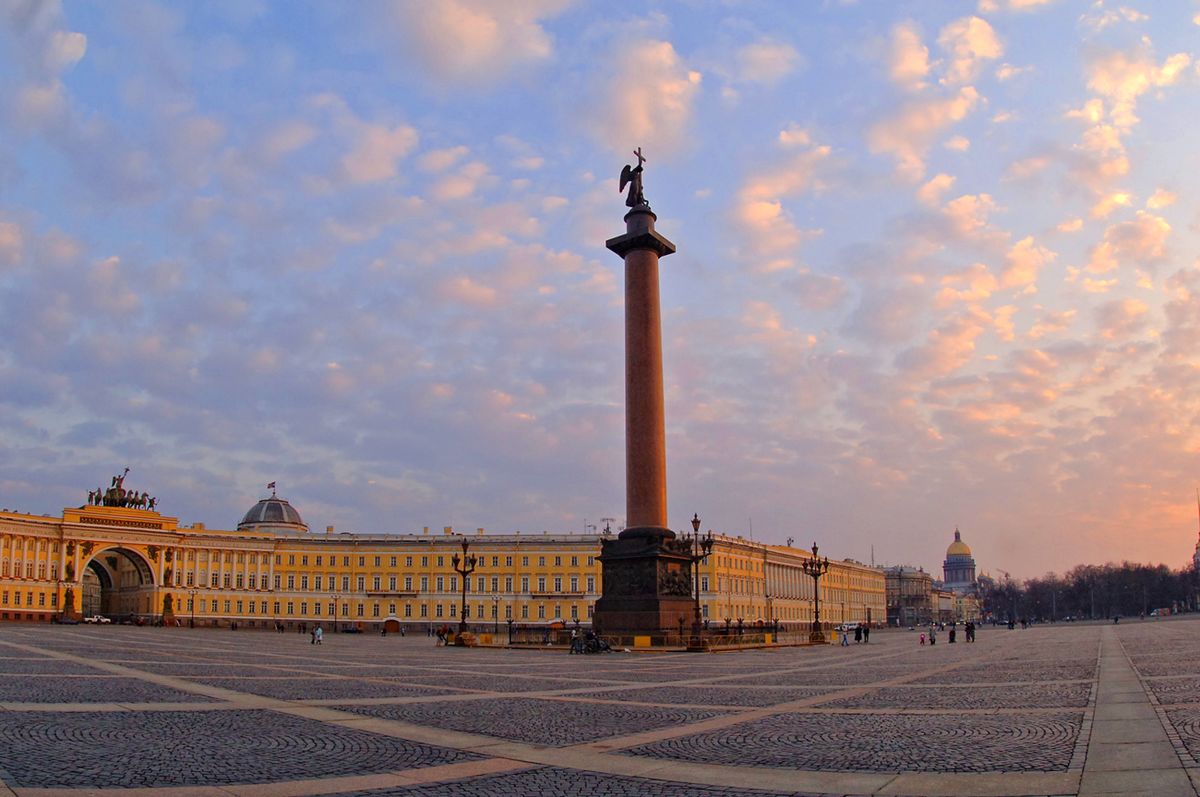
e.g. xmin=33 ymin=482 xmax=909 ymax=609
xmin=0 ymin=493 xmax=885 ymax=631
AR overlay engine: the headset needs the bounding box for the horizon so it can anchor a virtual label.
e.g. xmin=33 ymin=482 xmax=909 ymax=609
xmin=2 ymin=2 xmax=1199 ymax=581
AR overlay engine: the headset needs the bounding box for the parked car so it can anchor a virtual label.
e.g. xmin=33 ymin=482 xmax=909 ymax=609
xmin=82 ymin=615 xmax=111 ymax=624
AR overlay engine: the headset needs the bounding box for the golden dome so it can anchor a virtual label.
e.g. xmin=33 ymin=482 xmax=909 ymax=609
xmin=946 ymin=528 xmax=972 ymax=557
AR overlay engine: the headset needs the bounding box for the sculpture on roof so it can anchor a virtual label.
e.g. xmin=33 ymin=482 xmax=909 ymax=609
xmin=86 ymin=468 xmax=157 ymax=510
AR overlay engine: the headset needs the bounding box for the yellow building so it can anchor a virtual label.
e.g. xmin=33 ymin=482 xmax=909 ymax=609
xmin=0 ymin=493 xmax=885 ymax=632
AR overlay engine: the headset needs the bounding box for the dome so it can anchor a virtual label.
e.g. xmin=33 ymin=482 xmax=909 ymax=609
xmin=946 ymin=528 xmax=972 ymax=558
xmin=237 ymin=496 xmax=307 ymax=533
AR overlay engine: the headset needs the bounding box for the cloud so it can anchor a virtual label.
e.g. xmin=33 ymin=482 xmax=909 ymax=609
xmin=1090 ymin=191 xmax=1132 ymax=218
xmin=896 ymin=307 xmax=990 ymax=380
xmin=733 ymin=137 xmax=833 ymax=271
xmin=944 ymin=135 xmax=971 ymax=151
xmin=588 ymin=39 xmax=702 ymax=155
xmin=888 ymin=21 xmax=930 ymax=91
xmin=937 ymin=16 xmax=1003 ymax=85
xmin=312 ymin=94 xmax=419 ymax=184
xmin=1146 ymin=189 xmax=1177 ymax=209
xmin=418 ymin=146 xmax=470 ymax=173
xmin=0 ymin=218 xmax=23 ymax=267
xmin=1057 ymin=217 xmax=1084 ymax=233
xmin=995 ymin=63 xmax=1032 ymax=81
xmin=376 ymin=0 xmax=566 ymax=83
xmin=1095 ymin=298 xmax=1148 ymax=340
xmin=1086 ymin=45 xmax=1191 ymax=129
xmin=734 ymin=40 xmax=802 ymax=84
xmin=1087 ymin=211 xmax=1171 ymax=273
xmin=936 ymin=262 xmax=998 ymax=306
xmin=917 ymin=172 xmax=955 ymax=205
xmin=977 ymin=0 xmax=1056 ymax=11
xmin=868 ymin=87 xmax=981 ymax=180
xmin=1027 ymin=308 xmax=1075 ymax=340
xmin=1001 ymin=236 xmax=1056 ymax=289
xmin=1082 ymin=5 xmax=1150 ymax=31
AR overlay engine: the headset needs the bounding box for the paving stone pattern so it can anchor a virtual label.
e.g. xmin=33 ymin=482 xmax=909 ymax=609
xmin=0 ymin=709 xmax=479 ymax=788
xmin=336 ymin=698 xmax=728 ymax=746
xmin=335 ymin=766 xmax=816 ymax=796
xmin=627 ymin=711 xmax=1084 ymax=772
xmin=6 ymin=619 xmax=1200 ymax=795
xmin=0 ymin=676 xmax=217 ymax=704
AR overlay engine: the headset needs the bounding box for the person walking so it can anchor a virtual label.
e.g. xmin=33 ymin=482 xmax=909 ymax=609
xmin=854 ymin=624 xmax=863 ymax=644
xmin=949 ymin=626 xmax=956 ymax=643
xmin=840 ymin=627 xmax=850 ymax=646
xmin=920 ymin=632 xmax=926 ymax=645
xmin=929 ymin=626 xmax=937 ymax=645
xmin=863 ymin=624 xmax=871 ymax=643
xmin=314 ymin=625 xmax=323 ymax=645
xmin=309 ymin=627 xmax=316 ymax=645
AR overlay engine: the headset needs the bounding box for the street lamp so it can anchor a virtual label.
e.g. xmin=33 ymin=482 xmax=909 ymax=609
xmin=331 ymin=592 xmax=341 ymax=633
xmin=450 ymin=538 xmax=477 ymax=636
xmin=188 ymin=587 xmax=197 ymax=628
xmin=686 ymin=513 xmax=714 ymax=634
xmin=491 ymin=594 xmax=500 ymax=634
xmin=801 ymin=542 xmax=830 ymax=644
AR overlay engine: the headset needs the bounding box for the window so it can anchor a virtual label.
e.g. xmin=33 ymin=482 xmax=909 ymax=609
xmin=538 ymin=604 xmax=545 ymax=619
xmin=538 ymin=556 xmax=545 ymax=566
xmin=491 ymin=556 xmax=499 ymax=567
xmin=373 ymin=576 xmax=381 ymax=591
xmin=300 ymin=602 xmax=308 ymax=615
xmin=236 ymin=574 xmax=243 ymax=589
xmin=421 ymin=556 xmax=428 ymax=567
xmin=420 ymin=576 xmax=428 ymax=591
xmin=405 ymin=556 xmax=412 ymax=567
xmin=570 ymin=556 xmax=578 ymax=567
xmin=449 ymin=576 xmax=457 ymax=592
xmin=477 ymin=576 xmax=485 ymax=592
xmin=420 ymin=604 xmax=428 ymax=617
xmin=357 ymin=576 xmax=365 ymax=591
xmin=521 ymin=605 xmax=528 ymax=619
xmin=506 ymin=556 xmax=512 ymax=567
xmin=435 ymin=604 xmax=443 ymax=617
xmin=314 ymin=575 xmax=322 ymax=591
xmin=554 ymin=556 xmax=561 ymax=566
xmin=315 ymin=555 xmax=322 ymax=566
xmin=436 ymin=556 xmax=444 ymax=567
xmin=388 ymin=603 xmax=396 ymax=614
xmin=357 ymin=603 xmax=364 ymax=617
xmin=404 ymin=604 xmax=412 ymax=617
xmin=223 ymin=574 xmax=232 ymax=589
xmin=586 ymin=576 xmax=595 ymax=592
xmin=300 ymin=575 xmax=308 ymax=590
xmin=313 ymin=603 xmax=321 ymax=616
xmin=390 ymin=556 xmax=397 ymax=567
xmin=248 ymin=574 xmax=257 ymax=589
xmin=341 ymin=576 xmax=350 ymax=591
xmin=436 ymin=576 xmax=444 ymax=592
xmin=521 ymin=576 xmax=529 ymax=593
xmin=537 ymin=577 xmax=546 ymax=592
xmin=211 ymin=599 xmax=218 ymax=611
xmin=701 ymin=576 xmax=709 ymax=592
xmin=274 ymin=575 xmax=281 ymax=590
xmin=522 ymin=556 xmax=528 ymax=567
xmin=450 ymin=604 xmax=457 ymax=617
xmin=570 ymin=577 xmax=578 ymax=592
xmin=404 ymin=576 xmax=412 ymax=590
xmin=301 ymin=555 xmax=308 ymax=566
xmin=288 ymin=555 xmax=295 ymax=565
xmin=389 ymin=576 xmax=397 ymax=591
xmin=237 ymin=600 xmax=244 ymax=613
xmin=287 ymin=575 xmax=295 ymax=590
xmin=491 ymin=577 xmax=499 ymax=592
xmin=358 ymin=556 xmax=365 ymax=567
xmin=374 ymin=556 xmax=381 ymax=567
xmin=554 ymin=577 xmax=562 ymax=592
xmin=505 ymin=576 xmax=513 ymax=592
xmin=211 ymin=573 xmax=219 ymax=587
xmin=273 ymin=601 xmax=281 ymax=614
xmin=287 ymin=602 xmax=294 ymax=615
xmin=571 ymin=604 xmax=578 ymax=619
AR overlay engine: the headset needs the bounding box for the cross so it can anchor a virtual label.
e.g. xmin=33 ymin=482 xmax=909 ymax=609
xmin=633 ymin=147 xmax=645 ymax=169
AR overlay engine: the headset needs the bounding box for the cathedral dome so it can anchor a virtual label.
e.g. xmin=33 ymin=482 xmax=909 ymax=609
xmin=237 ymin=495 xmax=307 ymax=533
xmin=946 ymin=529 xmax=972 ymax=558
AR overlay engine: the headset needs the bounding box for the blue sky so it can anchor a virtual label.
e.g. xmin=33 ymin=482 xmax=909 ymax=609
xmin=1 ymin=0 xmax=1198 ymax=578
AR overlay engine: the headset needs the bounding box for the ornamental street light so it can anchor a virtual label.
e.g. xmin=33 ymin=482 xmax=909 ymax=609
xmin=491 ymin=594 xmax=500 ymax=634
xmin=686 ymin=513 xmax=714 ymax=633
xmin=188 ymin=587 xmax=197 ymax=629
xmin=801 ymin=542 xmax=830 ymax=644
xmin=331 ymin=592 xmax=341 ymax=633
xmin=450 ymin=538 xmax=477 ymax=636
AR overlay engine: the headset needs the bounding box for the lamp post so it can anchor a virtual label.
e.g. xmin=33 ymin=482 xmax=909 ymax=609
xmin=451 ymin=538 xmax=477 ymax=636
xmin=491 ymin=594 xmax=499 ymax=634
xmin=331 ymin=592 xmax=341 ymax=633
xmin=686 ymin=513 xmax=714 ymax=634
xmin=188 ymin=587 xmax=197 ymax=629
xmin=801 ymin=542 xmax=830 ymax=644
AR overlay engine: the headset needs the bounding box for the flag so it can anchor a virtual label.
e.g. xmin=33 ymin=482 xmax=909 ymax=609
xmin=267 ymin=481 xmax=276 ymax=490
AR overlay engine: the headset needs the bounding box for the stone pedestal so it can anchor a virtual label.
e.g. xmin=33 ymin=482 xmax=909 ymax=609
xmin=593 ymin=528 xmax=693 ymax=636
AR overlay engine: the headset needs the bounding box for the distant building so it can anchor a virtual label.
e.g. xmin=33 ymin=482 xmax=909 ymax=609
xmin=885 ymin=566 xmax=932 ymax=627
xmin=942 ymin=528 xmax=977 ymax=590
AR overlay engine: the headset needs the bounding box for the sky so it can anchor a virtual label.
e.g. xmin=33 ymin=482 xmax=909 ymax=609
xmin=1 ymin=0 xmax=1198 ymax=580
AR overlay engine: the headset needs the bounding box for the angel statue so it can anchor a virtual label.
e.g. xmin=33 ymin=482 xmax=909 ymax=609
xmin=619 ymin=147 xmax=647 ymax=208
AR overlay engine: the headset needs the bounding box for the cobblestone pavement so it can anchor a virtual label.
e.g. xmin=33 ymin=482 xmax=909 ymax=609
xmin=2 ymin=619 xmax=1199 ymax=796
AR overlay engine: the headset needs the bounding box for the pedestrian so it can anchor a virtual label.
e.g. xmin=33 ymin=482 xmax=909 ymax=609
xmin=310 ymin=627 xmax=316 ymax=645
xmin=920 ymin=632 xmax=926 ymax=645
xmin=863 ymin=625 xmax=870 ymax=644
xmin=840 ymin=627 xmax=850 ymax=646
xmin=929 ymin=627 xmax=936 ymax=645
xmin=854 ymin=624 xmax=863 ymax=643
xmin=949 ymin=626 xmax=956 ymax=643
xmin=315 ymin=625 xmax=323 ymax=645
